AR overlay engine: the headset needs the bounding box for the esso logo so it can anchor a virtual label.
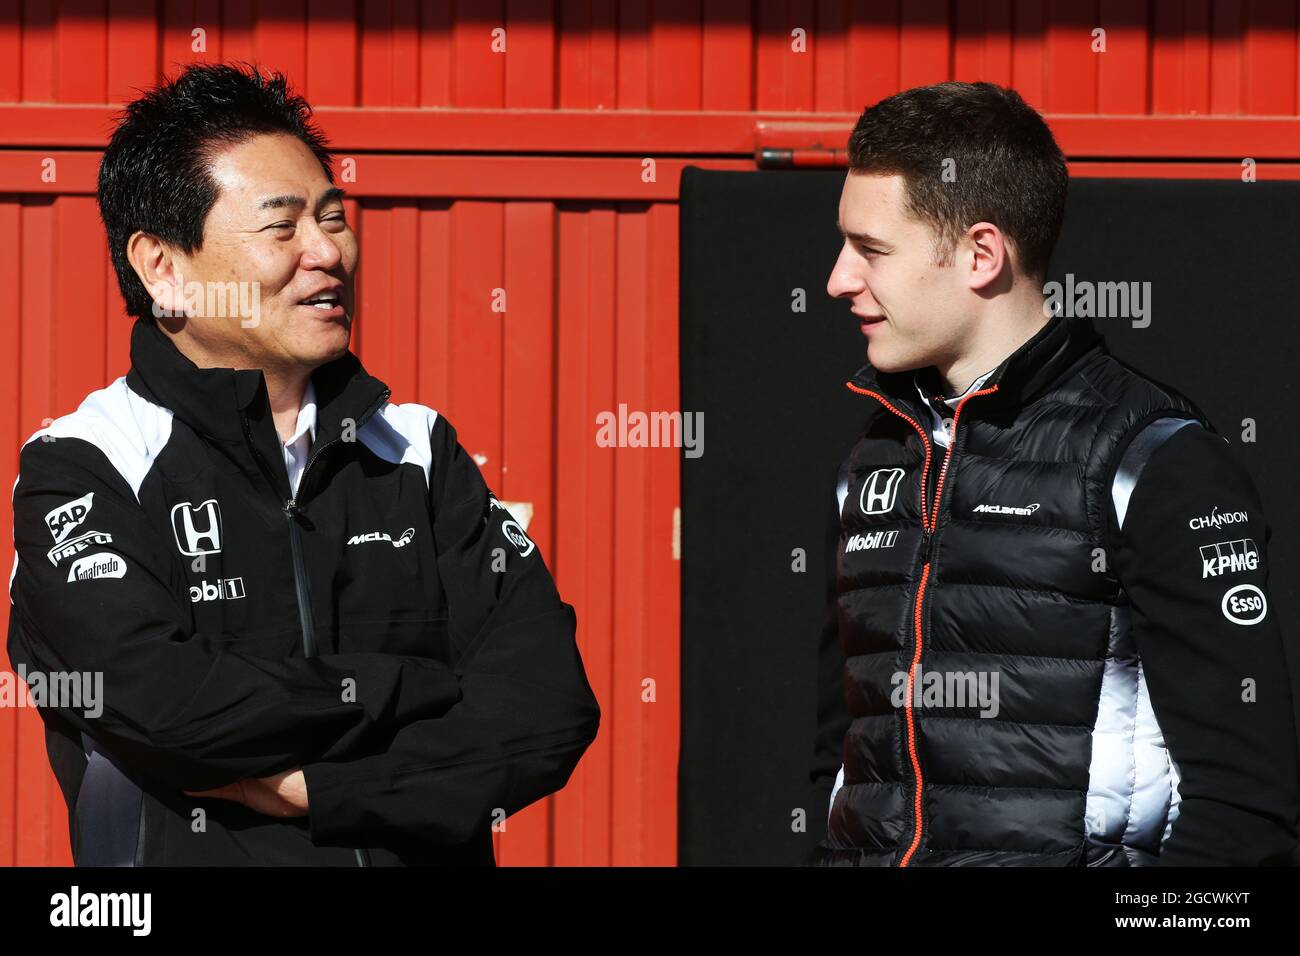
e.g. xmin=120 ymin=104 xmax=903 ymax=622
xmin=1221 ymin=584 xmax=1267 ymax=625
xmin=501 ymin=520 xmax=535 ymax=557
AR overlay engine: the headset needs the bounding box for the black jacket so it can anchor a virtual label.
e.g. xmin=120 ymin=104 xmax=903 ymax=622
xmin=806 ymin=315 xmax=1299 ymax=866
xmin=7 ymin=317 xmax=601 ymax=866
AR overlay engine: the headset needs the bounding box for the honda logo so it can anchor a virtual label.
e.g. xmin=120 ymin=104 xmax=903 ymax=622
xmin=860 ymin=468 xmax=905 ymax=515
xmin=171 ymin=499 xmax=223 ymax=556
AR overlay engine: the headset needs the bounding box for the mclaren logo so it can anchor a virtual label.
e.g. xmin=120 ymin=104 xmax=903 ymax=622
xmin=859 ymin=468 xmax=905 ymax=515
xmin=347 ymin=528 xmax=415 ymax=548
xmin=973 ymin=503 xmax=1041 ymax=516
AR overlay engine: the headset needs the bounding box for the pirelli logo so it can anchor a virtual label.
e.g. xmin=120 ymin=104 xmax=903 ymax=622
xmin=47 ymin=530 xmax=114 ymax=566
xmin=1200 ymin=538 xmax=1259 ymax=579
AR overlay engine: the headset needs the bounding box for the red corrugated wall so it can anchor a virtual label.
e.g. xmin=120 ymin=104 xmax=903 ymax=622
xmin=2 ymin=0 xmax=1299 ymax=867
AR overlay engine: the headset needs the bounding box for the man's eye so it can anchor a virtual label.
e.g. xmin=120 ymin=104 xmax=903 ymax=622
xmin=267 ymin=221 xmax=295 ymax=232
xmin=859 ymin=245 xmax=881 ymax=257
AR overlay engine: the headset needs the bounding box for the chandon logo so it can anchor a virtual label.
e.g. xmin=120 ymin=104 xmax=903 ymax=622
xmin=347 ymin=528 xmax=415 ymax=548
xmin=1189 ymin=507 xmax=1248 ymax=531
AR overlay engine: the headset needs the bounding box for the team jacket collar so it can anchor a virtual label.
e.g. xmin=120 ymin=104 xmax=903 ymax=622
xmin=124 ymin=317 xmax=391 ymax=452
xmin=847 ymin=315 xmax=1103 ymax=413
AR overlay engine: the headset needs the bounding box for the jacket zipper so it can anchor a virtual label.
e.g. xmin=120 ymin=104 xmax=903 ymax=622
xmin=845 ymin=380 xmax=999 ymax=866
xmin=241 ymin=388 xmax=391 ymax=868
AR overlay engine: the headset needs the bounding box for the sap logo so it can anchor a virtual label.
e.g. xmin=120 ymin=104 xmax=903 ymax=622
xmin=973 ymin=503 xmax=1041 ymax=516
xmin=45 ymin=492 xmax=94 ymax=544
xmin=66 ymin=552 xmax=127 ymax=582
xmin=171 ymin=500 xmax=223 ymax=556
xmin=347 ymin=528 xmax=415 ymax=548
xmin=1221 ymin=584 xmax=1267 ymax=625
xmin=189 ymin=577 xmax=245 ymax=603
xmin=845 ymin=530 xmax=899 ymax=553
xmin=859 ymin=468 xmax=905 ymax=515
xmin=501 ymin=520 xmax=534 ymax=557
xmin=46 ymin=531 xmax=114 ymax=566
xmin=1199 ymin=538 xmax=1259 ymax=578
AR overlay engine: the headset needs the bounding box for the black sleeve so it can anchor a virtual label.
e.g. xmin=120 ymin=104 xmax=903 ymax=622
xmin=804 ymin=466 xmax=852 ymax=853
xmin=300 ymin=416 xmax=601 ymax=850
xmin=1105 ymin=422 xmax=1300 ymax=865
xmin=6 ymin=434 xmax=464 ymax=793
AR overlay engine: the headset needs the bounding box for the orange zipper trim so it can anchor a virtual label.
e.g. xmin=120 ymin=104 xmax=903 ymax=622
xmin=846 ymin=384 xmax=934 ymax=527
xmin=844 ymin=379 xmax=1000 ymax=866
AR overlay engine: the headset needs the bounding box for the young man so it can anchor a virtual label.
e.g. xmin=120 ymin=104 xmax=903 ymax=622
xmin=7 ymin=63 xmax=600 ymax=865
xmin=807 ymin=81 xmax=1298 ymax=866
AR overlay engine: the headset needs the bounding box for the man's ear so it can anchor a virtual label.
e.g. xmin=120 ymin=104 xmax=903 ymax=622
xmin=126 ymin=231 xmax=187 ymax=317
xmin=964 ymin=221 xmax=1008 ymax=292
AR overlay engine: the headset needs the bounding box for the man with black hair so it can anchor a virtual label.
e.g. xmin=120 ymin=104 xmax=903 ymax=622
xmin=7 ymin=62 xmax=599 ymax=866
xmin=807 ymin=81 xmax=1298 ymax=866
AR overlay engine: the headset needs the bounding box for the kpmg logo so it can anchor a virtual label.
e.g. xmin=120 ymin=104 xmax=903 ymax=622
xmin=859 ymin=468 xmax=905 ymax=515
xmin=1199 ymin=538 xmax=1259 ymax=579
xmin=171 ymin=500 xmax=223 ymax=556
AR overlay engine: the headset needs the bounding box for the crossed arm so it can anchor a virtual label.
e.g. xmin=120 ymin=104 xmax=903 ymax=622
xmin=7 ymin=416 xmax=600 ymax=851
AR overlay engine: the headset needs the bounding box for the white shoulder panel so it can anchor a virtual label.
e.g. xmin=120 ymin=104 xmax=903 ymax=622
xmin=11 ymin=377 xmax=172 ymax=599
xmin=21 ymin=376 xmax=173 ymax=501
xmin=1111 ymin=417 xmax=1198 ymax=531
xmin=357 ymin=401 xmax=440 ymax=488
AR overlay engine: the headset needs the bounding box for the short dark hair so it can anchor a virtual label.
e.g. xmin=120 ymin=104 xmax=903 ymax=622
xmin=97 ymin=62 xmax=334 ymax=321
xmin=847 ymin=81 xmax=1067 ymax=281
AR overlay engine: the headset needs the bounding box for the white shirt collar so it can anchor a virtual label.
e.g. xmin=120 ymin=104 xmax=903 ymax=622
xmin=914 ymin=366 xmax=997 ymax=409
xmin=283 ymin=379 xmax=317 ymax=448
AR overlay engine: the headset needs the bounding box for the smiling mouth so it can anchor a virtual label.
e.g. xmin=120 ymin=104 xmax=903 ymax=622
xmin=300 ymin=291 xmax=342 ymax=310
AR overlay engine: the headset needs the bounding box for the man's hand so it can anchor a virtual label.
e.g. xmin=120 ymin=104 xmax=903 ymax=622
xmin=184 ymin=769 xmax=310 ymax=818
